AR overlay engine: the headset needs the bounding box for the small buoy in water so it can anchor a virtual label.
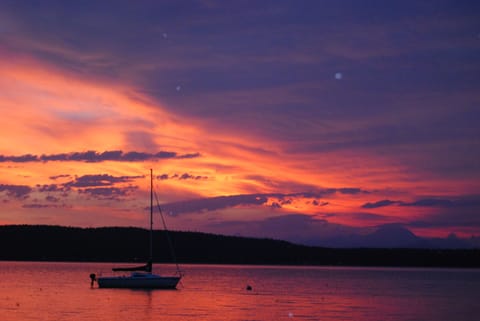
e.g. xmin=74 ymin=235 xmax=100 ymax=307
xmin=90 ymin=273 xmax=96 ymax=287
xmin=246 ymin=285 xmax=252 ymax=291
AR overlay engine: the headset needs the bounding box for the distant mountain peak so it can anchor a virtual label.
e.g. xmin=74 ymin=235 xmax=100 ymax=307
xmin=373 ymin=224 xmax=417 ymax=237
xmin=362 ymin=224 xmax=420 ymax=248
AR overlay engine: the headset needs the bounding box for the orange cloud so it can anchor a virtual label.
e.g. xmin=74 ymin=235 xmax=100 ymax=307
xmin=1 ymin=54 xmax=479 ymax=241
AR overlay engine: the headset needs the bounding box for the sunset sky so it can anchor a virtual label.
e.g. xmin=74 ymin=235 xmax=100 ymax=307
xmin=0 ymin=1 xmax=479 ymax=246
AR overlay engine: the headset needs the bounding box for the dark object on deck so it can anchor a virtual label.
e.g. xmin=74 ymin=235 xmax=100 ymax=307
xmin=112 ymin=261 xmax=152 ymax=272
xmin=90 ymin=273 xmax=96 ymax=287
xmin=246 ymin=284 xmax=252 ymax=291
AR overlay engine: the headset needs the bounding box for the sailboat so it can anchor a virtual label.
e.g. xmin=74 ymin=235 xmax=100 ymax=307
xmin=92 ymin=169 xmax=182 ymax=289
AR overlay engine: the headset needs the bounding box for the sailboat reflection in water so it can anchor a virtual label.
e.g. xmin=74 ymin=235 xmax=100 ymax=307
xmin=91 ymin=169 xmax=183 ymax=289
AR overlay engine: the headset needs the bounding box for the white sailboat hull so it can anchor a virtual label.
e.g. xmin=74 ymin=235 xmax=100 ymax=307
xmin=98 ymin=273 xmax=180 ymax=289
xmin=93 ymin=170 xmax=182 ymax=290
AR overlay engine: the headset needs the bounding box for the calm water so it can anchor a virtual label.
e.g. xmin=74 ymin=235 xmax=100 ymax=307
xmin=1 ymin=262 xmax=479 ymax=321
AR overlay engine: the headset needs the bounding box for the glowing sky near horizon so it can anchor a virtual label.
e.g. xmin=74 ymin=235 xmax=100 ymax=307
xmin=0 ymin=1 xmax=479 ymax=245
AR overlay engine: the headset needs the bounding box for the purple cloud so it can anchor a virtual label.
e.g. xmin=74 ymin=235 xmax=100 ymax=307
xmin=407 ymin=207 xmax=480 ymax=229
xmin=79 ymin=186 xmax=138 ymax=200
xmin=399 ymin=198 xmax=480 ymax=208
xmin=45 ymin=195 xmax=60 ymax=203
xmin=0 ymin=150 xmax=200 ymax=163
xmin=0 ymin=154 xmax=37 ymax=162
xmin=49 ymin=174 xmax=71 ymax=180
xmin=36 ymin=184 xmax=70 ymax=193
xmin=176 ymin=153 xmax=201 ymax=159
xmin=158 ymin=173 xmax=208 ymax=181
xmin=362 ymin=199 xmax=399 ymax=209
xmin=312 ymin=200 xmax=329 ymax=206
xmin=362 ymin=197 xmax=480 ymax=209
xmin=0 ymin=184 xmax=32 ymax=198
xmin=336 ymin=188 xmax=365 ymax=195
xmin=162 ymin=192 xmax=339 ymax=215
xmin=22 ymin=203 xmax=70 ymax=209
xmin=22 ymin=203 xmax=50 ymax=208
xmin=64 ymin=174 xmax=142 ymax=188
xmin=162 ymin=194 xmax=269 ymax=215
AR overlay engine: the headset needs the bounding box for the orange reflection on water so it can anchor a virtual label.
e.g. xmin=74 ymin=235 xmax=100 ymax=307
xmin=1 ymin=262 xmax=480 ymax=321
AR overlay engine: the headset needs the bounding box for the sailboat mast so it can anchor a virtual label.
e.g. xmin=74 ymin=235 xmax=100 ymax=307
xmin=150 ymin=168 xmax=153 ymax=262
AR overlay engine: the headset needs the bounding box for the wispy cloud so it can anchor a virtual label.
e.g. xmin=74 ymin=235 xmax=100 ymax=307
xmin=22 ymin=203 xmax=71 ymax=209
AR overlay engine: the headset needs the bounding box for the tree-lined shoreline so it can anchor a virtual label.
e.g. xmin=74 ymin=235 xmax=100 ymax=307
xmin=1 ymin=225 xmax=479 ymax=267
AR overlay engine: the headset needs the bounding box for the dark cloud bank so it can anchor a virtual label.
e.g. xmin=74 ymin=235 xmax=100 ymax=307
xmin=0 ymin=184 xmax=32 ymax=198
xmin=161 ymin=188 xmax=366 ymax=215
xmin=0 ymin=174 xmax=145 ymax=203
xmin=362 ymin=197 xmax=480 ymax=209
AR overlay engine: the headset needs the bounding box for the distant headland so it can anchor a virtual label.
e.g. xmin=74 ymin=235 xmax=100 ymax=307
xmin=0 ymin=225 xmax=479 ymax=268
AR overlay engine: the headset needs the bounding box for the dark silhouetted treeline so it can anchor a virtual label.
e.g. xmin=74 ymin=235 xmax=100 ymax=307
xmin=0 ymin=225 xmax=479 ymax=267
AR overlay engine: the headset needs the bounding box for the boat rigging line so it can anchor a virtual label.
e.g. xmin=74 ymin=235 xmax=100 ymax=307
xmin=153 ymin=188 xmax=184 ymax=278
